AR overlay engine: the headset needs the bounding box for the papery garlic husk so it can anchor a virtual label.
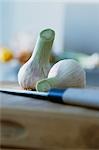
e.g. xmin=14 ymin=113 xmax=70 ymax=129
xmin=18 ymin=29 xmax=55 ymax=90
xmin=36 ymin=59 xmax=86 ymax=92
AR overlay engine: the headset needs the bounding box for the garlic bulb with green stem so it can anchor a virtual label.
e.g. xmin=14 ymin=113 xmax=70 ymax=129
xmin=18 ymin=29 xmax=55 ymax=90
xmin=36 ymin=59 xmax=86 ymax=92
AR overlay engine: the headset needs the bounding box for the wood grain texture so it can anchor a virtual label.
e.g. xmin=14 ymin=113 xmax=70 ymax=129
xmin=0 ymin=82 xmax=99 ymax=149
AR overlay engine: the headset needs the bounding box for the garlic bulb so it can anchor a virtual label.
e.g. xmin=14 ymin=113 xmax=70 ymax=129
xmin=36 ymin=59 xmax=86 ymax=92
xmin=18 ymin=29 xmax=55 ymax=90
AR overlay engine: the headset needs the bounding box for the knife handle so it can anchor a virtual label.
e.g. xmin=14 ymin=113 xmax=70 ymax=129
xmin=49 ymin=88 xmax=99 ymax=109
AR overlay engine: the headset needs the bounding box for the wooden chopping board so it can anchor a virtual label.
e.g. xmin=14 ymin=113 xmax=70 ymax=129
xmin=0 ymin=82 xmax=99 ymax=149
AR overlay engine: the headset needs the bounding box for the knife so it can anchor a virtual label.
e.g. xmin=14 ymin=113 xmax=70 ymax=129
xmin=0 ymin=88 xmax=99 ymax=109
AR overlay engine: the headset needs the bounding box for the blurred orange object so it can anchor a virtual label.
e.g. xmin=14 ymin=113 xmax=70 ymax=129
xmin=16 ymin=50 xmax=32 ymax=64
xmin=0 ymin=47 xmax=14 ymax=63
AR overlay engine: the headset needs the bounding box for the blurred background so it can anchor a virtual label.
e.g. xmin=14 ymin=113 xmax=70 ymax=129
xmin=0 ymin=1 xmax=99 ymax=86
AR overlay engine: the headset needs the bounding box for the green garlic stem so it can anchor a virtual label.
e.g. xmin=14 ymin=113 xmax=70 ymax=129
xmin=31 ymin=29 xmax=55 ymax=64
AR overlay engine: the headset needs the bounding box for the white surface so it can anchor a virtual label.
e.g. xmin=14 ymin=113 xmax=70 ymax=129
xmin=1 ymin=1 xmax=99 ymax=53
xmin=1 ymin=1 xmax=65 ymax=53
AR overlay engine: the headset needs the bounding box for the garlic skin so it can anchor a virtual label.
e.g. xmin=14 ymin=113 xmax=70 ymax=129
xmin=36 ymin=59 xmax=86 ymax=92
xmin=18 ymin=29 xmax=55 ymax=90
xmin=18 ymin=59 xmax=50 ymax=90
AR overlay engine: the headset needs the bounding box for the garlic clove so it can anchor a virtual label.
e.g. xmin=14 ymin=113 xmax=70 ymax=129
xmin=18 ymin=28 xmax=55 ymax=90
xmin=36 ymin=59 xmax=86 ymax=92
